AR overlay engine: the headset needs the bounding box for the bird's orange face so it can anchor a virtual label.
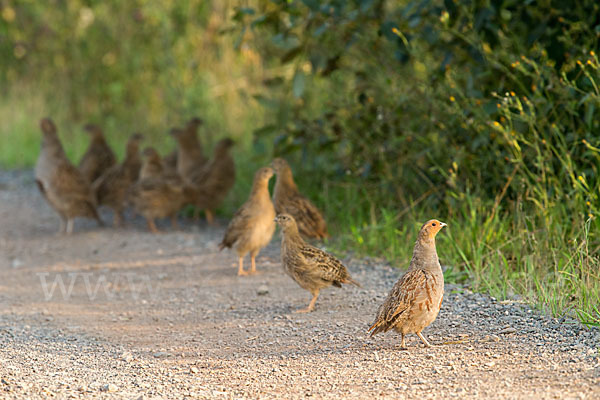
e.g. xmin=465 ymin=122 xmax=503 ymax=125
xmin=419 ymin=219 xmax=447 ymax=240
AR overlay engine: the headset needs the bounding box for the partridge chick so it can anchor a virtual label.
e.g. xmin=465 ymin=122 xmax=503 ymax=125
xmin=219 ymin=167 xmax=276 ymax=276
xmin=35 ymin=118 xmax=103 ymax=234
xmin=272 ymin=158 xmax=328 ymax=239
xmin=92 ymin=133 xmax=144 ymax=226
xmin=188 ymin=138 xmax=236 ymax=225
xmin=275 ymin=213 xmax=359 ymax=312
xmin=128 ymin=150 xmax=195 ymax=233
xmin=78 ymin=124 xmax=116 ymax=184
xmin=172 ymin=117 xmax=207 ymax=180
xmin=368 ymin=219 xmax=447 ymax=348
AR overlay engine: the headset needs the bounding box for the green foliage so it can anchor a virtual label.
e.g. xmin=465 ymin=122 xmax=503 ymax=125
xmin=0 ymin=1 xmax=267 ymax=167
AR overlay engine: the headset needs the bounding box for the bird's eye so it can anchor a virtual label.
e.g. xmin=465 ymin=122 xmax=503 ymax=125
xmin=432 ymin=223 xmax=437 ymax=226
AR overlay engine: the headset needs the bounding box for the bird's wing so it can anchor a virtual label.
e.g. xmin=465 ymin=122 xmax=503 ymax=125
xmin=299 ymin=244 xmax=349 ymax=283
xmin=219 ymin=203 xmax=253 ymax=249
xmin=369 ymin=269 xmax=430 ymax=334
xmin=52 ymin=163 xmax=96 ymax=204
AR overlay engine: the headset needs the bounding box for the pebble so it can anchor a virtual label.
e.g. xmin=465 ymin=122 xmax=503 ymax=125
xmin=257 ymin=285 xmax=269 ymax=296
xmin=499 ymin=327 xmax=517 ymax=334
xmin=102 ymin=383 xmax=118 ymax=392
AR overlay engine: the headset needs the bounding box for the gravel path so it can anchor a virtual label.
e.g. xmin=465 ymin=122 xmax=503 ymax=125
xmin=0 ymin=170 xmax=599 ymax=399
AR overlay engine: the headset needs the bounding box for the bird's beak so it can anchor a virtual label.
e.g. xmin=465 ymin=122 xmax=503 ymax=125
xmin=440 ymin=222 xmax=447 ymax=227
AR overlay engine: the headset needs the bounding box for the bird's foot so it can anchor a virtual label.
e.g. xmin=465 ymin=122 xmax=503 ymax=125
xmin=294 ymin=307 xmax=314 ymax=314
xmin=237 ymin=270 xmax=249 ymax=277
xmin=248 ymin=269 xmax=262 ymax=275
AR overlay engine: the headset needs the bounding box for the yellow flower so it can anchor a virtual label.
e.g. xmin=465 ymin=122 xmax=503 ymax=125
xmin=591 ymin=51 xmax=596 ymax=56
xmin=587 ymin=201 xmax=591 ymax=206
xmin=493 ymin=121 xmax=501 ymax=128
xmin=391 ymin=27 xmax=400 ymax=36
xmin=496 ymin=103 xmax=501 ymax=108
xmin=588 ymin=213 xmax=593 ymax=219
xmin=510 ymin=91 xmax=516 ymax=97
xmin=578 ymin=175 xmax=585 ymax=183
xmin=577 ymin=60 xmax=583 ymax=67
xmin=587 ymin=60 xmax=593 ymax=65
xmin=449 ymin=96 xmax=455 ymax=102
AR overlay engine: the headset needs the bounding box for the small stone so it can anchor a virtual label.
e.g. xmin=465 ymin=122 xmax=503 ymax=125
xmin=190 ymin=367 xmax=199 ymax=374
xmin=257 ymin=285 xmax=269 ymax=296
xmin=499 ymin=327 xmax=517 ymax=334
xmin=153 ymin=351 xmax=169 ymax=358
xmin=121 ymin=352 xmax=134 ymax=362
xmin=102 ymin=383 xmax=118 ymax=392
xmin=11 ymin=258 xmax=23 ymax=268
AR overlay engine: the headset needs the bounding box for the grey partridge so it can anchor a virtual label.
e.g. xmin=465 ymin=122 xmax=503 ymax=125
xmin=35 ymin=118 xmax=103 ymax=234
xmin=78 ymin=124 xmax=116 ymax=184
xmin=272 ymin=158 xmax=328 ymax=239
xmin=219 ymin=167 xmax=276 ymax=276
xmin=275 ymin=213 xmax=359 ymax=312
xmin=368 ymin=219 xmax=447 ymax=348
xmin=92 ymin=133 xmax=143 ymax=226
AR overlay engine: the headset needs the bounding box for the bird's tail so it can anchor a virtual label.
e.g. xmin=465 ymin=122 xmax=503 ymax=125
xmin=344 ymin=277 xmax=362 ymax=288
xmin=367 ymin=320 xmax=384 ymax=337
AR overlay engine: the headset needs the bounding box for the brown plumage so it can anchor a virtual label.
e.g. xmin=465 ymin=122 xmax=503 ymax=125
xmin=172 ymin=117 xmax=207 ymax=181
xmin=368 ymin=219 xmax=447 ymax=348
xmin=275 ymin=213 xmax=359 ymax=313
xmin=163 ymin=149 xmax=178 ymax=173
xmin=128 ymin=149 xmax=196 ymax=233
xmin=78 ymin=124 xmax=116 ymax=184
xmin=139 ymin=147 xmax=165 ymax=180
xmin=92 ymin=133 xmax=144 ymax=226
xmin=35 ymin=118 xmax=103 ymax=234
xmin=188 ymin=138 xmax=236 ymax=225
xmin=219 ymin=167 xmax=276 ymax=276
xmin=272 ymin=158 xmax=328 ymax=239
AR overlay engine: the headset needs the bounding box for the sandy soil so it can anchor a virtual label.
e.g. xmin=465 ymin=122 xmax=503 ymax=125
xmin=0 ymin=170 xmax=598 ymax=399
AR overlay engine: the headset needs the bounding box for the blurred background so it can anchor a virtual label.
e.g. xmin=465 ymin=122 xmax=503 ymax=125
xmin=1 ymin=0 xmax=599 ymax=325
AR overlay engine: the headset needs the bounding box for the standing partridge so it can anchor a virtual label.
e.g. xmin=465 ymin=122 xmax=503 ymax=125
xmin=275 ymin=213 xmax=359 ymax=312
xmin=368 ymin=219 xmax=447 ymax=348
xmin=219 ymin=167 xmax=276 ymax=276
xmin=78 ymin=124 xmax=116 ymax=184
xmin=35 ymin=118 xmax=103 ymax=234
xmin=272 ymin=158 xmax=328 ymax=239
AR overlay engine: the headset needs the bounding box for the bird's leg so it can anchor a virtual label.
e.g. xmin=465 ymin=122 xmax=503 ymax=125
xmin=205 ymin=209 xmax=215 ymax=226
xmin=147 ymin=218 xmax=159 ymax=233
xmin=400 ymin=333 xmax=407 ymax=350
xmin=59 ymin=217 xmax=67 ymax=234
xmin=66 ymin=219 xmax=74 ymax=235
xmin=249 ymin=251 xmax=260 ymax=274
xmin=113 ymin=211 xmax=124 ymax=227
xmin=295 ymin=290 xmax=319 ymax=313
xmin=416 ymin=331 xmax=432 ymax=347
xmin=237 ymin=256 xmax=248 ymax=276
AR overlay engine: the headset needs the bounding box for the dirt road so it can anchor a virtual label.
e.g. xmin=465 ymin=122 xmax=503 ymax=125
xmin=0 ymin=170 xmax=598 ymax=399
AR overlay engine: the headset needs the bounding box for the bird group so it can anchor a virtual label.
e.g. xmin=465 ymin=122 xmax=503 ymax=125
xmin=34 ymin=117 xmax=447 ymax=349
xmin=35 ymin=117 xmax=234 ymax=234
